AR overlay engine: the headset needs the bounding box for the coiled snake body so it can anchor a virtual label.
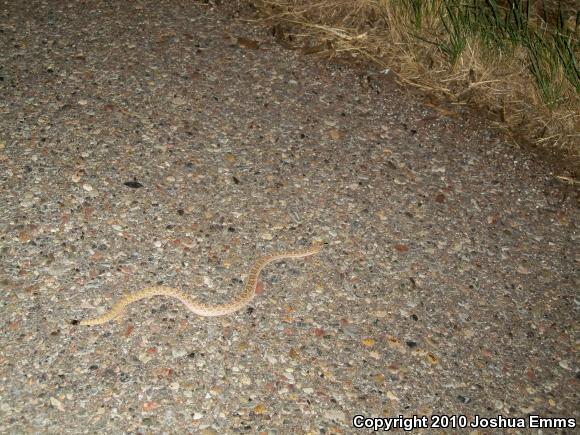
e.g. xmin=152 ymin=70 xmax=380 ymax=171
xmin=80 ymin=243 xmax=321 ymax=325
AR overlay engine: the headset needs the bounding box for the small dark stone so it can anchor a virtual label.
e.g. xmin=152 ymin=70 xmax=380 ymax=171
xmin=410 ymin=314 xmax=418 ymax=321
xmin=124 ymin=181 xmax=143 ymax=188
xmin=188 ymin=352 xmax=196 ymax=358
xmin=177 ymin=209 xmax=184 ymax=216
xmin=228 ymin=226 xmax=235 ymax=232
xmin=405 ymin=341 xmax=418 ymax=348
xmin=457 ymin=395 xmax=470 ymax=404
xmin=232 ymin=176 xmax=240 ymax=184
xmin=70 ymin=319 xmax=79 ymax=325
xmin=89 ymin=364 xmax=99 ymax=370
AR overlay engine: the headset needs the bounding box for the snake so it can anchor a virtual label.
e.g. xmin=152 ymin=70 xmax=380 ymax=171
xmin=79 ymin=243 xmax=322 ymax=325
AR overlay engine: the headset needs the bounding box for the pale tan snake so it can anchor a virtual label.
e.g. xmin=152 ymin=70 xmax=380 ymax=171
xmin=79 ymin=243 xmax=322 ymax=325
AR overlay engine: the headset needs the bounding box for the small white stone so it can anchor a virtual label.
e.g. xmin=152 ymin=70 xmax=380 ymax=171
xmin=50 ymin=397 xmax=65 ymax=411
xmin=451 ymin=241 xmax=463 ymax=252
xmin=172 ymin=349 xmax=187 ymax=358
xmin=82 ymin=184 xmax=93 ymax=192
xmin=517 ymin=265 xmax=531 ymax=274
xmin=558 ymin=360 xmax=571 ymax=370
xmin=172 ymin=97 xmax=187 ymax=106
xmin=386 ymin=391 xmax=400 ymax=401
xmin=138 ymin=352 xmax=152 ymax=364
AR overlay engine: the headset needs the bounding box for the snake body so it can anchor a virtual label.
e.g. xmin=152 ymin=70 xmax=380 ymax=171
xmin=80 ymin=243 xmax=321 ymax=325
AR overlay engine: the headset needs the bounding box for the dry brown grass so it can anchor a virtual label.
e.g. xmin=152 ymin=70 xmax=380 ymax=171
xmin=239 ymin=0 xmax=579 ymax=178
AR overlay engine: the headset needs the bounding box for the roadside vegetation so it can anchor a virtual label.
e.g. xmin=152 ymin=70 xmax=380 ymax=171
xmin=243 ymin=0 xmax=579 ymax=178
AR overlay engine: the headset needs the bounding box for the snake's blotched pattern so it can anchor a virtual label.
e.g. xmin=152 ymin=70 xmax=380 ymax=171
xmin=80 ymin=243 xmax=322 ymax=325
